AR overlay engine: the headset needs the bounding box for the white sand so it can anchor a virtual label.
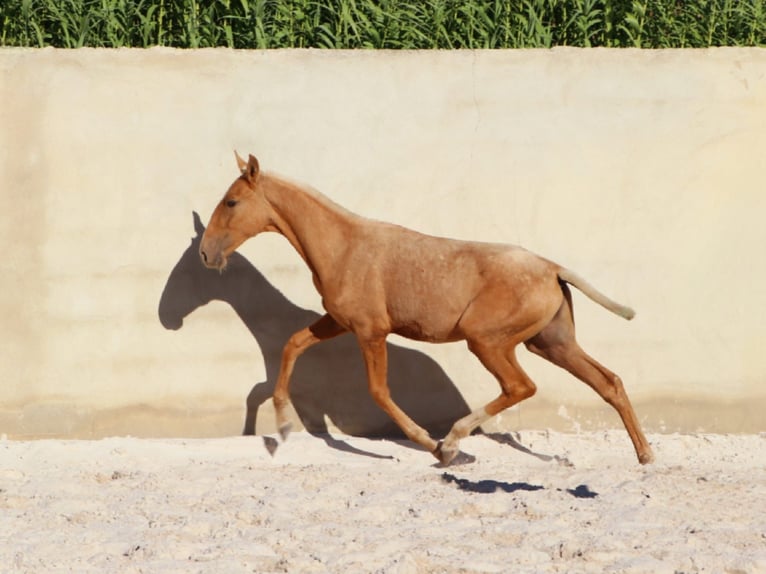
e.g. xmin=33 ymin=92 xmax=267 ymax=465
xmin=1 ymin=430 xmax=764 ymax=573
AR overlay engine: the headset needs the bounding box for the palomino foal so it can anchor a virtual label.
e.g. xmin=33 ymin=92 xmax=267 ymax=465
xmin=200 ymin=153 xmax=654 ymax=466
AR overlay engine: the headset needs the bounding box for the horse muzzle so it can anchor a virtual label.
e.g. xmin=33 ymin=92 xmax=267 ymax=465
xmin=199 ymin=241 xmax=227 ymax=271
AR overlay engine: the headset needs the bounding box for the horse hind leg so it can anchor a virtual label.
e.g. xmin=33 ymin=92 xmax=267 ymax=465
xmin=524 ymin=291 xmax=655 ymax=464
xmin=437 ymin=340 xmax=537 ymax=465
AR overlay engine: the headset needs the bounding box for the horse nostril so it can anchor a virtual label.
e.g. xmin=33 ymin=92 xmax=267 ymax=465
xmin=201 ymin=249 xmax=208 ymax=263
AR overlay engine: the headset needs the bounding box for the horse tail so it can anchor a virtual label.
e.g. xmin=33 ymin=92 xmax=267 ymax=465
xmin=557 ymin=268 xmax=635 ymax=320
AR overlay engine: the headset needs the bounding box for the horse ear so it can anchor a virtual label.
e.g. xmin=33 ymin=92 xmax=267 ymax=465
xmin=234 ymin=150 xmax=248 ymax=174
xmin=243 ymin=154 xmax=260 ymax=185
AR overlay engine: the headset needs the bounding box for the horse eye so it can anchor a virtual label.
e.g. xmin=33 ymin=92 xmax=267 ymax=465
xmin=226 ymin=199 xmax=238 ymax=208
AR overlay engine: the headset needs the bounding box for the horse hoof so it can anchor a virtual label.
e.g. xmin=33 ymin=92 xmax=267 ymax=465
xmin=278 ymin=422 xmax=292 ymax=441
xmin=638 ymin=450 xmax=655 ymax=465
xmin=434 ymin=440 xmax=459 ymax=466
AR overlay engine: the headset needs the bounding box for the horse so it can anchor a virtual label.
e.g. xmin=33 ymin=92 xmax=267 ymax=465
xmin=199 ymin=152 xmax=654 ymax=466
xmin=158 ymin=212 xmax=472 ymax=440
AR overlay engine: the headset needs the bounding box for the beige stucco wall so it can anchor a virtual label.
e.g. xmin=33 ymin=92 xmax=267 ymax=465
xmin=1 ymin=47 xmax=764 ymax=439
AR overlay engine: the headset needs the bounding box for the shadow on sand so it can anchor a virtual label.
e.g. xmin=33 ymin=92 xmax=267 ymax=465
xmin=441 ymin=472 xmax=544 ymax=494
xmin=158 ymin=213 xmax=473 ymax=446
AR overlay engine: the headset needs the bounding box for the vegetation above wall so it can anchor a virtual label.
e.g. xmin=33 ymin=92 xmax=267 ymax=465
xmin=1 ymin=0 xmax=765 ymax=48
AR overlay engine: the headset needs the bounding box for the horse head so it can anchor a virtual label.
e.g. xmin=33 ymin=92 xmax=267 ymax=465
xmin=199 ymin=152 xmax=275 ymax=272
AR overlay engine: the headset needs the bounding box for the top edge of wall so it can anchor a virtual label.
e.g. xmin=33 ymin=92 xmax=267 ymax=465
xmin=2 ymin=46 xmax=766 ymax=54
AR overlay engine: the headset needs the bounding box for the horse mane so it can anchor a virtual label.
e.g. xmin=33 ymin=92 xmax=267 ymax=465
xmin=264 ymin=171 xmax=363 ymax=222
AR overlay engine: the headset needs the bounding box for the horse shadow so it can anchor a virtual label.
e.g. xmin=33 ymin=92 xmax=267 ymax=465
xmin=158 ymin=212 xmax=472 ymax=442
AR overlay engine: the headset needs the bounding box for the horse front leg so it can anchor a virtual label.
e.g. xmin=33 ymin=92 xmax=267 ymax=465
xmin=273 ymin=314 xmax=347 ymax=440
xmin=358 ymin=337 xmax=440 ymax=456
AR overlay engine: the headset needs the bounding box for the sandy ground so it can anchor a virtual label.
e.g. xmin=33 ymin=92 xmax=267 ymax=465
xmin=1 ymin=430 xmax=764 ymax=574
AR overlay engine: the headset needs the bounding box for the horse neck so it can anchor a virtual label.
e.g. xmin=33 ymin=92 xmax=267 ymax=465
xmin=261 ymin=174 xmax=358 ymax=293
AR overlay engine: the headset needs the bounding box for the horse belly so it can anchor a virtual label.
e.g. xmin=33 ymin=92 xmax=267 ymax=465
xmin=386 ymin=289 xmax=469 ymax=343
xmin=391 ymin=319 xmax=464 ymax=343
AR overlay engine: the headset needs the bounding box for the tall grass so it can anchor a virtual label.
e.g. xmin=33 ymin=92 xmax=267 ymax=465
xmin=1 ymin=0 xmax=764 ymax=48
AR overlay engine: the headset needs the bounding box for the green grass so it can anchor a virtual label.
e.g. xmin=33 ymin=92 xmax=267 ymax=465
xmin=1 ymin=0 xmax=765 ymax=48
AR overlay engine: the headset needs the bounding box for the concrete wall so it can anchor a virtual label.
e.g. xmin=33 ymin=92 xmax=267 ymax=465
xmin=1 ymin=48 xmax=764 ymax=439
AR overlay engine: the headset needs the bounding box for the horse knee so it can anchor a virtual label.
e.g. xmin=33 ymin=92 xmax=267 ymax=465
xmin=517 ymin=379 xmax=537 ymax=400
xmin=502 ymin=380 xmax=536 ymax=402
xmin=593 ymin=373 xmax=627 ymax=408
xmin=607 ymin=374 xmax=627 ymax=402
xmin=282 ymin=333 xmax=304 ymax=359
